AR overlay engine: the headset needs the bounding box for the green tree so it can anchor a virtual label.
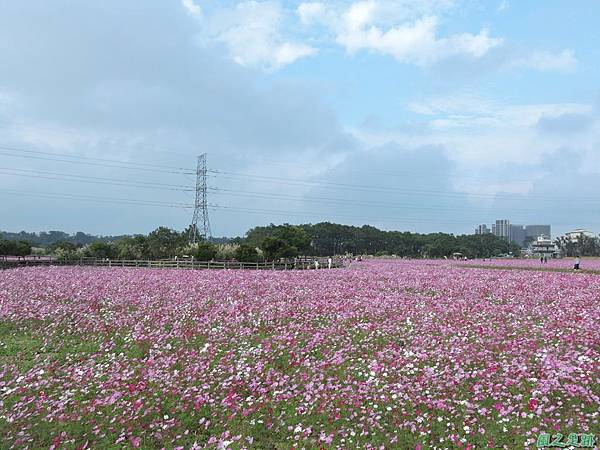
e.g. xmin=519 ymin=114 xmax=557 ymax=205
xmin=145 ymin=227 xmax=186 ymax=259
xmin=47 ymin=241 xmax=79 ymax=259
xmin=192 ymin=242 xmax=218 ymax=261
xmin=14 ymin=241 xmax=32 ymax=257
xmin=261 ymin=237 xmax=298 ymax=261
xmin=85 ymin=242 xmax=119 ymax=259
xmin=116 ymin=235 xmax=147 ymax=259
xmin=246 ymin=224 xmax=311 ymax=254
xmin=0 ymin=240 xmax=17 ymax=256
xmin=235 ymin=244 xmax=260 ymax=262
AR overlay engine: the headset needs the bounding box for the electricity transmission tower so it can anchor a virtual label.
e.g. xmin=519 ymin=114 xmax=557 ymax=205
xmin=189 ymin=153 xmax=211 ymax=244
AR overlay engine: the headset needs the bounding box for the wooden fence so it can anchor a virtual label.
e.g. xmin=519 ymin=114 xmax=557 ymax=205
xmin=0 ymin=256 xmax=345 ymax=271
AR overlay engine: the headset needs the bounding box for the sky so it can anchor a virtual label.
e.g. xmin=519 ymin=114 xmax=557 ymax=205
xmin=1 ymin=0 xmax=599 ymax=238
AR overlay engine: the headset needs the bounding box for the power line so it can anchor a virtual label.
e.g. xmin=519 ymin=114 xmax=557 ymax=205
xmin=207 ymin=187 xmax=600 ymax=215
xmin=0 ymin=146 xmax=194 ymax=175
xmin=0 ymin=167 xmax=195 ymax=191
xmin=0 ymin=187 xmax=592 ymax=229
xmin=0 ymin=188 xmax=194 ymax=208
xmin=208 ymin=204 xmax=486 ymax=226
xmin=250 ymin=155 xmax=538 ymax=184
xmin=208 ymin=169 xmax=598 ymax=203
xmin=208 ymin=204 xmax=598 ymax=228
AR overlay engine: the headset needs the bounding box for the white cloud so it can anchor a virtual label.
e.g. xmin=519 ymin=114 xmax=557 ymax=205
xmin=497 ymin=0 xmax=509 ymax=13
xmin=512 ymin=49 xmax=577 ymax=72
xmin=345 ymin=1 xmax=379 ymax=30
xmin=203 ymin=1 xmax=317 ymax=70
xmin=183 ymin=1 xmax=570 ymax=73
xmin=181 ymin=0 xmax=201 ymax=17
xmin=356 ymin=95 xmax=598 ymax=187
xmin=273 ymin=42 xmax=317 ymax=67
xmin=298 ymin=1 xmax=503 ymax=66
xmin=297 ymin=2 xmax=328 ymax=25
xmin=336 ymin=14 xmax=502 ymax=65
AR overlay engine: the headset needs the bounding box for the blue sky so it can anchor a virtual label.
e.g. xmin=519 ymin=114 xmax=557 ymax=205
xmin=1 ymin=0 xmax=599 ymax=238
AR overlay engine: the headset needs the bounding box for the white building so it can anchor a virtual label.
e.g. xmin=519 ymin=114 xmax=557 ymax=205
xmin=564 ymin=229 xmax=596 ymax=243
xmin=529 ymin=235 xmax=559 ymax=258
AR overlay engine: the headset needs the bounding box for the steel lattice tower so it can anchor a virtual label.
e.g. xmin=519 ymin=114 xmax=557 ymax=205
xmin=189 ymin=153 xmax=211 ymax=244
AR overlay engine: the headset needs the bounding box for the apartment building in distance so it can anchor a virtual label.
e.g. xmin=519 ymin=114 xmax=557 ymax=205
xmin=474 ymin=220 xmax=552 ymax=247
xmin=493 ymin=219 xmax=511 ymax=241
xmin=525 ymin=225 xmax=551 ymax=240
xmin=475 ymin=224 xmax=491 ymax=235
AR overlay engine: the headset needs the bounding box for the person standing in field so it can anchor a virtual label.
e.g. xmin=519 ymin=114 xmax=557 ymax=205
xmin=574 ymin=256 xmax=581 ymax=270
xmin=328 ymin=257 xmax=332 ymax=269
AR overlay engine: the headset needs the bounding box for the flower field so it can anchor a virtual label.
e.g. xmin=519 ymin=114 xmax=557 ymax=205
xmin=1 ymin=261 xmax=599 ymax=449
xmin=456 ymin=258 xmax=600 ymax=271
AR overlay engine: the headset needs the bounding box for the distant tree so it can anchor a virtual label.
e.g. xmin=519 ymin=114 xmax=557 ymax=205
xmin=272 ymin=225 xmax=311 ymax=254
xmin=0 ymin=240 xmax=17 ymax=256
xmin=192 ymin=242 xmax=218 ymax=261
xmin=557 ymin=234 xmax=600 ymax=257
xmin=85 ymin=242 xmax=119 ymax=259
xmin=47 ymin=241 xmax=79 ymax=259
xmin=235 ymin=243 xmax=260 ymax=262
xmin=48 ymin=241 xmax=78 ymax=253
xmin=246 ymin=224 xmax=311 ymax=254
xmin=261 ymin=237 xmax=298 ymax=261
xmin=181 ymin=224 xmax=201 ymax=244
xmin=145 ymin=227 xmax=186 ymax=259
xmin=116 ymin=235 xmax=147 ymax=259
xmin=14 ymin=241 xmax=32 ymax=257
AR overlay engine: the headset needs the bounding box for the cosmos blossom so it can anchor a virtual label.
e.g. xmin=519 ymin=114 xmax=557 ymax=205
xmin=0 ymin=260 xmax=598 ymax=449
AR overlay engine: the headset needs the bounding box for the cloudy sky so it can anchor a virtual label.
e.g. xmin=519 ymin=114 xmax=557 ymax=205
xmin=1 ymin=0 xmax=599 ymax=238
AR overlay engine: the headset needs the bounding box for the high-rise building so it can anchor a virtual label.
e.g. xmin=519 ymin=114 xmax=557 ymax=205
xmin=525 ymin=225 xmax=551 ymax=240
xmin=475 ymin=224 xmax=491 ymax=235
xmin=510 ymin=224 xmax=526 ymax=247
xmin=494 ymin=219 xmax=511 ymax=241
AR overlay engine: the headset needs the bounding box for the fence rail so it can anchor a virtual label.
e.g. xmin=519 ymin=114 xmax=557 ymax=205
xmin=0 ymin=256 xmax=345 ymax=271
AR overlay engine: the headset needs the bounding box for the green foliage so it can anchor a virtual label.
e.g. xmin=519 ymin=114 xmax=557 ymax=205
xmin=246 ymin=222 xmax=522 ymax=259
xmin=555 ymin=234 xmax=600 ymax=257
xmin=84 ymin=242 xmax=119 ymax=259
xmin=145 ymin=227 xmax=187 ymax=259
xmin=261 ymin=237 xmax=298 ymax=261
xmin=235 ymin=243 xmax=260 ymax=262
xmin=0 ymin=240 xmax=32 ymax=256
xmin=46 ymin=241 xmax=80 ymax=259
xmin=215 ymin=244 xmax=238 ymax=260
xmin=0 ymin=230 xmax=131 ymax=248
xmin=246 ymin=224 xmax=310 ymax=253
xmin=192 ymin=242 xmax=218 ymax=261
xmin=116 ymin=235 xmax=147 ymax=259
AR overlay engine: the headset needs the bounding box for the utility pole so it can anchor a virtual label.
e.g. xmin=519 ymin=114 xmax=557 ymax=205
xmin=189 ymin=153 xmax=211 ymax=244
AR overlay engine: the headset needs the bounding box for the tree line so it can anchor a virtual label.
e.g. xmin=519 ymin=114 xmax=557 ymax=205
xmin=555 ymin=234 xmax=600 ymax=257
xmin=1 ymin=222 xmax=535 ymax=261
xmin=243 ymin=222 xmax=521 ymax=259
